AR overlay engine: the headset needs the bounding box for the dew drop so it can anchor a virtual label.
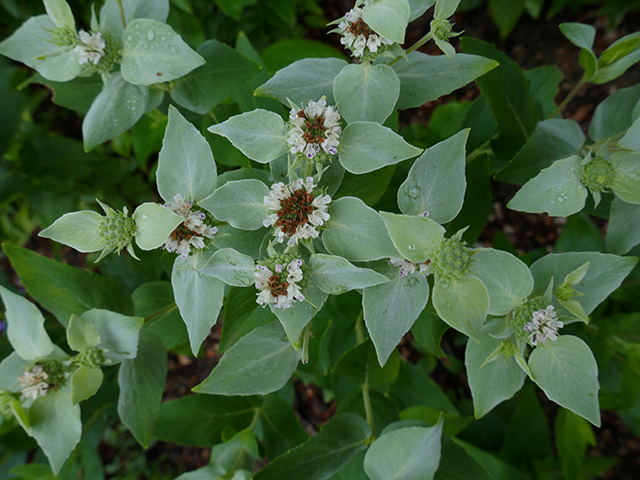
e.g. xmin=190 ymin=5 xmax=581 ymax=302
xmin=134 ymin=23 xmax=140 ymax=29
xmin=406 ymin=277 xmax=418 ymax=286
xmin=143 ymin=43 xmax=150 ymax=49
xmin=146 ymin=30 xmax=155 ymax=41
xmin=126 ymin=35 xmax=133 ymax=41
xmin=557 ymin=195 xmax=565 ymax=203
xmin=228 ymin=258 xmax=237 ymax=265
xmin=161 ymin=35 xmax=167 ymax=41
xmin=141 ymin=213 xmax=148 ymax=220
xmin=446 ymin=302 xmax=453 ymax=308
xmin=407 ymin=185 xmax=421 ymax=198
xmin=168 ymin=45 xmax=177 ymax=54
xmin=408 ymin=244 xmax=415 ymax=251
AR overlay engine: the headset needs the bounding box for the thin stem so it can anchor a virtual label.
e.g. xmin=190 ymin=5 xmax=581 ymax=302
xmin=144 ymin=302 xmax=177 ymax=323
xmin=362 ymin=382 xmax=376 ymax=439
xmin=302 ymin=323 xmax=312 ymax=364
xmin=116 ymin=0 xmax=127 ymax=28
xmin=549 ymin=77 xmax=587 ymax=119
xmin=355 ymin=311 xmax=365 ymax=344
xmin=387 ymin=33 xmax=432 ymax=67
xmin=303 ymin=159 xmax=314 ymax=179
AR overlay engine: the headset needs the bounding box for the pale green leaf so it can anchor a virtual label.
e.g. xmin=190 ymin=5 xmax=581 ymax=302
xmin=100 ymin=0 xmax=170 ymax=38
xmin=121 ymin=19 xmax=205 ymax=85
xmin=398 ymin=129 xmax=468 ymax=223
xmin=157 ymin=105 xmax=218 ymax=202
xmin=199 ymin=179 xmax=270 ymax=230
xmin=66 ymin=313 xmax=101 ymax=352
xmin=70 ymin=366 xmax=103 ymax=404
xmin=44 ymin=0 xmax=75 ymax=29
xmin=133 ymin=203 xmax=183 ymax=251
xmin=272 ymin=282 xmax=328 ymax=344
xmin=432 ymin=275 xmax=488 ymax=341
xmin=338 ymin=121 xmax=422 ymax=174
xmin=81 ymin=309 xmax=144 ymax=364
xmin=322 ymin=197 xmax=399 ymax=262
xmin=605 ymin=197 xmax=640 ymax=254
xmin=362 ymin=0 xmax=410 ymax=44
xmin=619 ymin=117 xmax=640 ymax=151
xmin=194 ymin=322 xmax=301 ymax=396
xmin=611 ymin=151 xmax=640 ymax=204
xmin=0 ymin=286 xmax=54 ymax=361
xmin=199 ymin=248 xmax=255 ymax=287
xmin=380 ymin=212 xmax=444 ymax=264
xmin=207 ymin=109 xmax=286 ymax=164
xmin=528 ymin=335 xmax=600 ymax=426
xmin=39 ymin=211 xmax=105 ymax=253
xmin=333 ymin=63 xmax=400 ymax=124
xmin=507 ymin=156 xmax=587 ymax=217
xmin=309 ymin=254 xmax=390 ymax=295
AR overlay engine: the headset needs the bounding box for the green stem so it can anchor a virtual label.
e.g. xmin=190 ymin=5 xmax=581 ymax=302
xmin=302 ymin=323 xmax=312 ymax=364
xmin=387 ymin=33 xmax=433 ymax=67
xmin=144 ymin=302 xmax=177 ymax=323
xmin=355 ymin=311 xmax=364 ymax=344
xmin=549 ymin=77 xmax=587 ymax=119
xmin=116 ymin=0 xmax=127 ymax=28
xmin=362 ymin=382 xmax=376 ymax=439
xmin=303 ymin=159 xmax=314 ymax=179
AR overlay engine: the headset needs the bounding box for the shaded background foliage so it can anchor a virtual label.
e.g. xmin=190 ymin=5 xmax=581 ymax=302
xmin=1 ymin=0 xmax=640 ymax=478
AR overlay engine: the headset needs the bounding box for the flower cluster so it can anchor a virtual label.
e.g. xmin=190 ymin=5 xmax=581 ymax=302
xmin=74 ymin=30 xmax=106 ymax=65
xmin=255 ymin=257 xmax=305 ymax=309
xmin=17 ymin=365 xmax=49 ymax=401
xmin=161 ymin=194 xmax=217 ymax=259
xmin=523 ymin=305 xmax=564 ymax=346
xmin=337 ymin=6 xmax=393 ymax=58
xmin=388 ymin=257 xmax=430 ymax=277
xmin=287 ymin=97 xmax=341 ymax=161
xmin=263 ymin=177 xmax=331 ymax=247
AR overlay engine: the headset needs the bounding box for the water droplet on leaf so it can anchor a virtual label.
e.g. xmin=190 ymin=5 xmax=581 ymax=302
xmin=146 ymin=30 xmax=155 ymax=41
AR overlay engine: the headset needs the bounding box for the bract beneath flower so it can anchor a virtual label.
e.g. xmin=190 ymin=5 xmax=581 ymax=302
xmin=263 ymin=177 xmax=331 ymax=247
xmin=255 ymin=258 xmax=305 ymax=309
xmin=287 ymin=97 xmax=341 ymax=161
xmin=161 ymin=194 xmax=217 ymax=259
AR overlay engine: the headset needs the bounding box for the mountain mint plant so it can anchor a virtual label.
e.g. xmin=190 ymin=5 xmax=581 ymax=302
xmin=2 ymin=0 xmax=640 ymax=478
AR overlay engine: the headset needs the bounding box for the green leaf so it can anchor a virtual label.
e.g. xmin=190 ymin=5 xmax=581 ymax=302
xmin=0 ymin=352 xmax=30 ymax=392
xmin=3 ymin=243 xmax=134 ymax=326
xmin=408 ymin=0 xmax=436 ymax=21
xmin=392 ymin=52 xmax=498 ymax=110
xmin=525 ymin=65 xmax=563 ymax=118
xmin=254 ymin=413 xmax=371 ymax=480
xmin=82 ymin=73 xmax=148 ymax=151
xmin=465 ymin=320 xmax=526 ymax=418
xmin=261 ymin=39 xmax=346 ymax=73
xmin=194 ymin=322 xmax=301 ymax=396
xmin=432 ymin=275 xmax=488 ymax=341
xmin=589 ymin=83 xmax=640 ymax=142
xmin=507 ymin=156 xmax=587 ymax=217
xmin=555 ymin=213 xmax=604 ymax=253
xmin=207 ymin=109 xmax=286 ymax=164
xmin=38 ymin=211 xmax=105 ymax=253
xmin=29 ymin=389 xmax=81 ymax=475
xmin=364 ymin=421 xmax=443 ymax=480
xmin=121 ymin=19 xmax=204 ymax=85
xmin=212 ymin=225 xmax=268 ymax=259
xmin=555 ymin=408 xmax=596 ymax=480
xmin=380 ymin=212 xmax=444 ymax=264
xmin=593 ymin=32 xmax=640 ymax=84
xmin=172 ymin=253 xmax=226 ymax=355
xmin=132 ymin=203 xmax=182 ymax=251
xmin=255 ymin=58 xmax=347 ymax=107
xmin=0 ymin=16 xmax=82 ymax=82
xmin=335 ymin=167 xmax=395 ymax=207
xmin=219 ymin=287 xmax=277 ymax=353
xmin=333 ymin=339 xmax=401 ymax=388
xmin=333 ymin=63 xmax=400 ymax=125
xmin=398 ymin=129 xmax=468 ymax=223
xmin=460 ymin=38 xmax=543 ymax=158
xmin=435 ymin=437 xmax=494 ymax=480
xmin=338 ymin=122 xmax=422 ymax=174
xmin=496 ymin=119 xmax=586 ymax=184
xmin=411 ymin=310 xmax=448 ymax=358
xmin=309 ymin=254 xmax=390 ymax=295
xmin=260 ymin=395 xmax=309 ymax=459
xmin=528 ymin=335 xmax=600 ymax=426
xmin=170 ymin=39 xmax=260 ymax=114
xmin=362 ymin=0 xmax=410 ymax=44
xmin=81 ymin=309 xmax=144 ymax=364
xmin=70 ymin=366 xmax=103 ymax=405
xmin=471 ymin=249 xmax=533 ymax=316
xmin=199 ymin=179 xmax=270 ymax=230
xmin=559 ymin=23 xmax=597 ymax=80
xmin=322 ymin=197 xmax=399 ymax=262
xmin=272 ymin=282 xmax=328 ymax=344
xmin=157 ymin=105 xmax=218 ymax=202
xmin=0 ymin=286 xmax=54 ymax=361
xmin=619 ymin=117 xmax=640 ymax=151
xmin=44 ymin=0 xmax=75 ymax=29
xmin=199 ymin=248 xmax=255 ymax=287
xmin=488 ymin=0 xmax=524 ymax=40
xmin=117 ymin=329 xmax=168 ymax=448
xmin=66 ymin=313 xmax=101 ymax=352
xmin=530 ymin=252 xmax=637 ymax=315
xmin=155 ymin=395 xmax=260 ymax=447
xmin=612 ymin=151 xmax=640 ymax=204
xmin=435 ymin=0 xmax=462 ymax=18
xmin=100 ymin=0 xmax=170 ymax=38
xmin=29 ymin=74 xmax=100 ymax=114
xmin=363 ymin=267 xmax=430 ymax=365
xmin=605 ymin=197 xmax=640 ymax=254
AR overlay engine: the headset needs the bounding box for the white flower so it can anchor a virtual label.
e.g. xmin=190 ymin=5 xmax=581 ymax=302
xmin=161 ymin=194 xmax=217 ymax=259
xmin=255 ymin=259 xmax=305 ymax=309
xmin=17 ymin=365 xmax=49 ymax=400
xmin=523 ymin=305 xmax=564 ymax=346
xmin=388 ymin=257 xmax=430 ymax=277
xmin=337 ymin=6 xmax=393 ymax=59
xmin=263 ymin=177 xmax=331 ymax=247
xmin=287 ymin=97 xmax=341 ymax=161
xmin=74 ymin=30 xmax=106 ymax=65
